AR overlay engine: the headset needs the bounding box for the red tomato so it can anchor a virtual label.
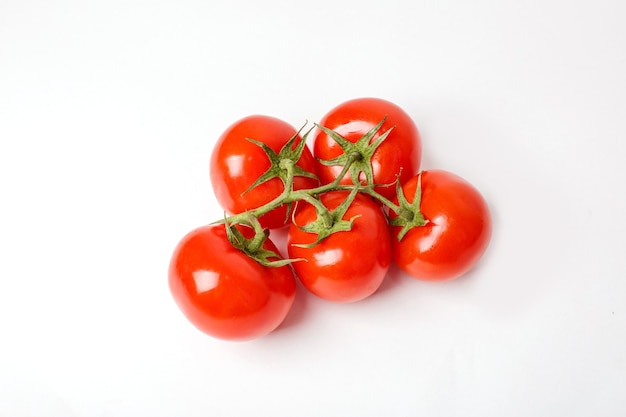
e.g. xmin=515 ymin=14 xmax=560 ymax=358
xmin=287 ymin=191 xmax=391 ymax=303
xmin=168 ymin=224 xmax=296 ymax=341
xmin=313 ymin=97 xmax=421 ymax=200
xmin=390 ymin=170 xmax=492 ymax=281
xmin=210 ymin=115 xmax=318 ymax=229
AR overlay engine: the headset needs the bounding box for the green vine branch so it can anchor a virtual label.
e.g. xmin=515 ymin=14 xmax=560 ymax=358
xmin=215 ymin=118 xmax=426 ymax=266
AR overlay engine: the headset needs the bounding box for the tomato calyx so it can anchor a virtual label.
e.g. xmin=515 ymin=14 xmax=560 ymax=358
xmin=316 ymin=117 xmax=393 ymax=188
xmin=389 ymin=172 xmax=428 ymax=241
xmin=243 ymin=123 xmax=318 ymax=196
xmin=291 ymin=187 xmax=362 ymax=248
xmin=223 ymin=215 xmax=299 ymax=267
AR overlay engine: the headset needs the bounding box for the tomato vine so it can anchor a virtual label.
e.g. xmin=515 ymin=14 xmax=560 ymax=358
xmin=217 ymin=118 xmax=422 ymax=267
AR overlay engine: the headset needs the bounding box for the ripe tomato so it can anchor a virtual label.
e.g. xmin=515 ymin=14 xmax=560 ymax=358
xmin=210 ymin=115 xmax=318 ymax=229
xmin=168 ymin=224 xmax=296 ymax=341
xmin=390 ymin=170 xmax=492 ymax=281
xmin=287 ymin=191 xmax=391 ymax=303
xmin=313 ymin=97 xmax=421 ymax=200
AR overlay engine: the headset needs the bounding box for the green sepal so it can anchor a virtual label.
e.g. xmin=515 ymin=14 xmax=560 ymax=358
xmin=316 ymin=117 xmax=393 ymax=187
xmin=389 ymin=172 xmax=428 ymax=241
xmin=242 ymin=123 xmax=318 ymax=195
xmin=223 ymin=215 xmax=302 ymax=268
xmin=293 ymin=187 xmax=361 ymax=249
xmin=247 ymin=246 xmax=301 ymax=268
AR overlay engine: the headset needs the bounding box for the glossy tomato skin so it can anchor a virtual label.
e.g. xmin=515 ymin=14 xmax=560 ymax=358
xmin=210 ymin=115 xmax=318 ymax=229
xmin=390 ymin=170 xmax=492 ymax=281
xmin=313 ymin=97 xmax=421 ymax=200
xmin=287 ymin=191 xmax=391 ymax=303
xmin=168 ymin=224 xmax=296 ymax=341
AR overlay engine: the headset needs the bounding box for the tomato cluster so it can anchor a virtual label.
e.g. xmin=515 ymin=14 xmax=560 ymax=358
xmin=168 ymin=97 xmax=492 ymax=341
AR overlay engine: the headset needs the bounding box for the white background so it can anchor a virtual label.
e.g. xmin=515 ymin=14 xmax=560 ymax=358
xmin=1 ymin=0 xmax=625 ymax=416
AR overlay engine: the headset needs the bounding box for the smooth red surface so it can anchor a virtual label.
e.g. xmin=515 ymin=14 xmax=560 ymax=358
xmin=390 ymin=170 xmax=492 ymax=281
xmin=168 ymin=224 xmax=296 ymax=341
xmin=313 ymin=97 xmax=421 ymax=199
xmin=210 ymin=115 xmax=318 ymax=229
xmin=287 ymin=191 xmax=391 ymax=303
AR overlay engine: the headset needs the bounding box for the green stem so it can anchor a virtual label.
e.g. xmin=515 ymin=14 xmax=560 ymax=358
xmin=246 ymin=214 xmax=269 ymax=253
xmin=227 ymin=162 xmax=296 ymax=225
xmin=225 ymin=149 xmax=408 ymax=231
xmin=289 ymin=151 xmax=360 ymax=197
xmin=290 ymin=191 xmax=334 ymax=227
xmin=357 ymin=187 xmax=402 ymax=215
xmin=226 ymin=152 xmax=361 ymax=227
